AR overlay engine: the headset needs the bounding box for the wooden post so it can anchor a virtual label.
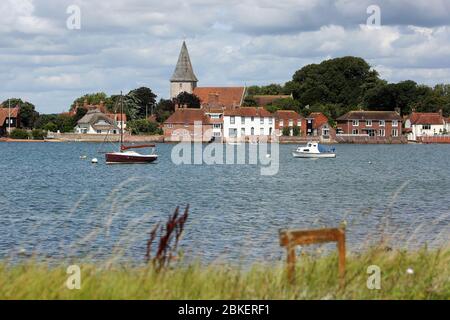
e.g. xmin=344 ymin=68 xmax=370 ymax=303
xmin=279 ymin=227 xmax=346 ymax=286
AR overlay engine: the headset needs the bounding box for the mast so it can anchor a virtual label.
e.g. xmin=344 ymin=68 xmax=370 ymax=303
xmin=120 ymin=92 xmax=124 ymax=148
xmin=8 ymin=99 xmax=11 ymax=133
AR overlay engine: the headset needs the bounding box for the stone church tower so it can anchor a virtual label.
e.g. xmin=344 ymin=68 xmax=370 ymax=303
xmin=170 ymin=41 xmax=198 ymax=99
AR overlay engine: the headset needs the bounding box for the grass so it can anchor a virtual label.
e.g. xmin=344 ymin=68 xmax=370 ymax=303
xmin=1 ymin=246 xmax=449 ymax=300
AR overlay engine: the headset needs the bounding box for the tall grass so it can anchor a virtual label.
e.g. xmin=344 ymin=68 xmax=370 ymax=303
xmin=0 ymin=246 xmax=448 ymax=300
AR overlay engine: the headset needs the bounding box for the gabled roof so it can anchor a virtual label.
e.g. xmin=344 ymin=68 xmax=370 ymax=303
xmin=308 ymin=112 xmax=329 ymax=129
xmin=253 ymin=95 xmax=292 ymax=106
xmin=164 ymin=108 xmax=210 ymax=125
xmin=0 ymin=107 xmax=20 ymax=126
xmin=274 ymin=110 xmax=302 ymax=121
xmin=337 ymin=111 xmax=402 ymax=121
xmin=77 ymin=109 xmax=117 ymax=128
xmin=223 ymin=107 xmax=273 ymax=118
xmin=408 ymin=112 xmax=445 ymax=125
xmin=193 ymin=87 xmax=246 ymax=108
xmin=170 ymin=41 xmax=198 ymax=82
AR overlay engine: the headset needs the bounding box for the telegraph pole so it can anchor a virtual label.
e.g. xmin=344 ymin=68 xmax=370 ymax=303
xmin=8 ymin=99 xmax=11 ymax=133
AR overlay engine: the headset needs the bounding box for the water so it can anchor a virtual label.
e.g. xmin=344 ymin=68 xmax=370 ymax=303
xmin=0 ymin=142 xmax=449 ymax=265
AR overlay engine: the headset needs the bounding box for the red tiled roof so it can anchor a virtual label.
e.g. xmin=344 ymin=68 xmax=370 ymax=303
xmin=408 ymin=112 xmax=445 ymax=125
xmin=106 ymin=113 xmax=127 ymax=122
xmin=164 ymin=108 xmax=210 ymax=125
xmin=193 ymin=87 xmax=245 ymax=108
xmin=308 ymin=112 xmax=329 ymax=129
xmin=253 ymin=95 xmax=292 ymax=106
xmin=223 ymin=107 xmax=273 ymax=118
xmin=274 ymin=110 xmax=302 ymax=121
xmin=337 ymin=110 xmax=402 ymax=121
xmin=0 ymin=107 xmax=20 ymax=126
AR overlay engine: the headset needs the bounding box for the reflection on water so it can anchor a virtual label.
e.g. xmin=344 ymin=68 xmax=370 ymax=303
xmin=0 ymin=142 xmax=449 ymax=264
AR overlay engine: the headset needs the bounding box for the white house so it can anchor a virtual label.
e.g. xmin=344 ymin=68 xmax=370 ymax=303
xmin=75 ymin=109 xmax=119 ymax=134
xmin=223 ymin=107 xmax=275 ymax=141
xmin=404 ymin=111 xmax=446 ymax=141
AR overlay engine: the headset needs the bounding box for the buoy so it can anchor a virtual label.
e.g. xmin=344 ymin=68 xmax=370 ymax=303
xmin=80 ymin=155 xmax=87 ymax=160
xmin=368 ymin=161 xmax=372 ymax=165
xmin=91 ymin=158 xmax=98 ymax=164
xmin=266 ymin=154 xmax=271 ymax=158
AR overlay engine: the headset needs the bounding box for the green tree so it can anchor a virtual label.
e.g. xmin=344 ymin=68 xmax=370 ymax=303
xmin=32 ymin=129 xmax=46 ymax=140
xmin=9 ymin=129 xmax=30 ymax=139
xmin=174 ymin=92 xmax=201 ymax=108
xmin=70 ymin=93 xmax=109 ymax=111
xmin=127 ymin=119 xmax=162 ymax=135
xmin=292 ymin=125 xmax=301 ymax=136
xmin=127 ymin=87 xmax=157 ymax=119
xmin=154 ymin=99 xmax=175 ymax=123
xmin=1 ymin=98 xmax=39 ymax=128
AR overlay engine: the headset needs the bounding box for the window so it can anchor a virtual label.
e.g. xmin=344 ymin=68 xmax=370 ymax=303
xmin=379 ymin=120 xmax=385 ymax=127
xmin=241 ymin=117 xmax=245 ymax=124
xmin=352 ymin=129 xmax=359 ymax=135
xmin=366 ymin=120 xmax=372 ymax=127
xmin=167 ymin=124 xmax=173 ymax=128
xmin=297 ymin=120 xmax=302 ymax=127
xmin=352 ymin=120 xmax=359 ymax=126
xmin=279 ymin=120 xmax=284 ymax=127
xmin=97 ymin=130 xmax=102 ymax=134
xmin=260 ymin=128 xmax=265 ymax=135
xmin=422 ymin=124 xmax=431 ymax=130
xmin=392 ymin=120 xmax=398 ymax=127
xmin=260 ymin=117 xmax=264 ymax=124
xmin=241 ymin=128 xmax=245 ymax=136
xmin=378 ymin=129 xmax=385 ymax=137
xmin=229 ymin=128 xmax=237 ymax=137
xmin=289 ymin=120 xmax=293 ymax=127
xmin=251 ymin=127 xmax=255 ymax=135
xmin=213 ymin=124 xmax=221 ymax=129
xmin=269 ymin=118 xmax=273 ymax=125
xmin=251 ymin=116 xmax=254 ymax=122
xmin=230 ymin=116 xmax=235 ymax=124
xmin=392 ymin=129 xmax=398 ymax=137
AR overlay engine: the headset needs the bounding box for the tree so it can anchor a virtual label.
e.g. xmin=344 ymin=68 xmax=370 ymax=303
xmin=1 ymin=98 xmax=39 ymax=128
xmin=126 ymin=119 xmax=162 ymax=135
xmin=268 ymin=98 xmax=301 ymax=113
xmin=127 ymin=87 xmax=157 ymax=118
xmin=9 ymin=129 xmax=30 ymax=139
xmin=288 ymin=56 xmax=381 ymax=109
xmin=174 ymin=92 xmax=201 ymax=108
xmin=70 ymin=92 xmax=109 ymax=111
xmin=154 ymin=99 xmax=175 ymax=123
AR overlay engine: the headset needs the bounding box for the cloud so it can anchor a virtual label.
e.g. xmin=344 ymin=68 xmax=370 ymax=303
xmin=1 ymin=0 xmax=450 ymax=113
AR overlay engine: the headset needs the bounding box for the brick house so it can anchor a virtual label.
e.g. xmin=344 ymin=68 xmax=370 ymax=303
xmin=0 ymin=106 xmax=20 ymax=136
xmin=163 ymin=107 xmax=213 ymax=142
xmin=275 ymin=110 xmax=303 ymax=136
xmin=306 ymin=112 xmax=335 ymax=140
xmin=336 ymin=110 xmax=402 ymax=139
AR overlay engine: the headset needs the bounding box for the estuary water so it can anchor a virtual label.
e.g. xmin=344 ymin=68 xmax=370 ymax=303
xmin=0 ymin=142 xmax=449 ymax=265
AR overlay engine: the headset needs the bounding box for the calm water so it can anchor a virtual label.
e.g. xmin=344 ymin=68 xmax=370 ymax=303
xmin=0 ymin=142 xmax=449 ymax=265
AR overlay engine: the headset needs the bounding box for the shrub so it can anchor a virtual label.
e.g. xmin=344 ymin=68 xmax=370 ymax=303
xmin=43 ymin=122 xmax=58 ymax=132
xmin=292 ymin=125 xmax=301 ymax=136
xmin=282 ymin=127 xmax=291 ymax=136
xmin=127 ymin=119 xmax=162 ymax=135
xmin=32 ymin=129 xmax=46 ymax=140
xmin=9 ymin=129 xmax=30 ymax=140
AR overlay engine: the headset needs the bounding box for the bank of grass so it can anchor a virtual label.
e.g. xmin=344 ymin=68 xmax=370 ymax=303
xmin=0 ymin=246 xmax=449 ymax=300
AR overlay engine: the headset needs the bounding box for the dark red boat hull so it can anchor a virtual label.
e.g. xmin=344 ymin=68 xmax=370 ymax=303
xmin=105 ymin=153 xmax=158 ymax=164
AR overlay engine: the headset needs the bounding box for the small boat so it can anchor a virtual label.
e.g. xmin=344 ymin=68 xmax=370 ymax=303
xmin=105 ymin=93 xmax=158 ymax=164
xmin=292 ymin=141 xmax=336 ymax=158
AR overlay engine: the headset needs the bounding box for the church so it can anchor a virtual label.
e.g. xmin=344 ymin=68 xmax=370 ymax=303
xmin=169 ymin=41 xmax=246 ymax=110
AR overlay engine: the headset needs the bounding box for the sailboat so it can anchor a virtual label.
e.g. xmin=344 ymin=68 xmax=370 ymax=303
xmin=105 ymin=94 xmax=158 ymax=164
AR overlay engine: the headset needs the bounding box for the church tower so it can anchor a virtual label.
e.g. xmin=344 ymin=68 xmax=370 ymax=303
xmin=170 ymin=41 xmax=198 ymax=99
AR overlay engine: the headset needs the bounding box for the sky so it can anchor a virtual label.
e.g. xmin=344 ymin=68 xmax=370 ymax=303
xmin=1 ymin=0 xmax=450 ymax=114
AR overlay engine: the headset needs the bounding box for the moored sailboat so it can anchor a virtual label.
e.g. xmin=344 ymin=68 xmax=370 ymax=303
xmin=105 ymin=94 xmax=158 ymax=164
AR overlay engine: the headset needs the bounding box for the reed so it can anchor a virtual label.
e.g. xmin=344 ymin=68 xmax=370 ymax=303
xmin=0 ymin=246 xmax=448 ymax=300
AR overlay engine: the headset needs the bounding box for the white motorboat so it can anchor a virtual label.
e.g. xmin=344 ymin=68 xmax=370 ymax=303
xmin=292 ymin=141 xmax=336 ymax=158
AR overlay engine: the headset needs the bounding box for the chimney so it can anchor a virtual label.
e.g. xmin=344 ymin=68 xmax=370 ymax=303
xmin=438 ymin=109 xmax=443 ymax=117
xmin=208 ymin=93 xmax=219 ymax=105
xmin=394 ymin=107 xmax=401 ymax=115
xmin=411 ymin=107 xmax=416 ymax=113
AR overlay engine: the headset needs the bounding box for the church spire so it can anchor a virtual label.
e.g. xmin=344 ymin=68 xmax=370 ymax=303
xmin=170 ymin=41 xmax=198 ymax=82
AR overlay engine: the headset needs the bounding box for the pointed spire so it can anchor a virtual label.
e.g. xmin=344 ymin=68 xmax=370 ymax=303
xmin=171 ymin=41 xmax=198 ymax=82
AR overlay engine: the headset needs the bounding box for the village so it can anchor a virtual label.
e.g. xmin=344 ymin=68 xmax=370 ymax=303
xmin=1 ymin=41 xmax=450 ymax=144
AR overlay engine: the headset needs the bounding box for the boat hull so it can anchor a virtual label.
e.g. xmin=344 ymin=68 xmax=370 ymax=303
xmin=105 ymin=152 xmax=158 ymax=164
xmin=292 ymin=152 xmax=336 ymax=158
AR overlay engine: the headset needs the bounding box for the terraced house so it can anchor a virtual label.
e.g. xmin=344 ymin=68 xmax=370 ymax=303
xmin=336 ymin=110 xmax=403 ymax=142
xmin=404 ymin=110 xmax=447 ymax=141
